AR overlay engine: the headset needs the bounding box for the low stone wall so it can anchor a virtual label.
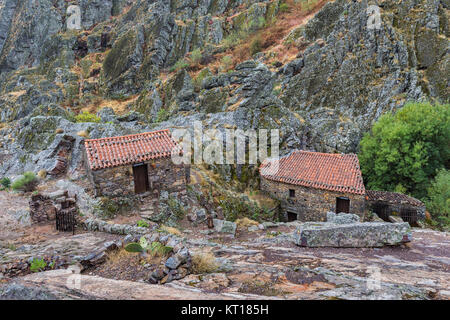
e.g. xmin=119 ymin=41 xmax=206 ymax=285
xmin=82 ymin=218 xmax=152 ymax=235
xmin=29 ymin=190 xmax=78 ymax=224
xmin=261 ymin=178 xmax=366 ymax=222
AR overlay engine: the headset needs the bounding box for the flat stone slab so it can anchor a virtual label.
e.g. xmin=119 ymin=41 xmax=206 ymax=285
xmin=293 ymin=222 xmax=412 ymax=248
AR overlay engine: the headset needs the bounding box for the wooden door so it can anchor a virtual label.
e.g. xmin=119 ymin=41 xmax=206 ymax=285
xmin=336 ymin=197 xmax=350 ymax=213
xmin=133 ymin=164 xmax=150 ymax=194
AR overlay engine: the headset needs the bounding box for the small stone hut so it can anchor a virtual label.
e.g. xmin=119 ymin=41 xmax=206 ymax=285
xmin=260 ymin=150 xmax=367 ymax=222
xmin=83 ymin=129 xmax=189 ymax=198
xmin=366 ymin=190 xmax=425 ymax=224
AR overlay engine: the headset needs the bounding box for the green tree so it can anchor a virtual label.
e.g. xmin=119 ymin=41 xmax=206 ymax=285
xmin=359 ymin=101 xmax=450 ymax=199
xmin=426 ymin=169 xmax=449 ymax=229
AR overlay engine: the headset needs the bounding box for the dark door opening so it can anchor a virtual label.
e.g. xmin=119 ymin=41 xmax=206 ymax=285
xmin=336 ymin=197 xmax=350 ymax=213
xmin=133 ymin=163 xmax=150 ymax=194
xmin=287 ymin=211 xmax=297 ymax=222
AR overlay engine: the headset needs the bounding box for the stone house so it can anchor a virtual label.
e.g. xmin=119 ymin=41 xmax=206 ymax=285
xmin=260 ymin=150 xmax=367 ymax=222
xmin=366 ymin=190 xmax=425 ymax=225
xmin=83 ymin=129 xmax=189 ymax=198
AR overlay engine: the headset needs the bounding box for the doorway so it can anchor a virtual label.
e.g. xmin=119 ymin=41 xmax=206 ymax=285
xmin=336 ymin=197 xmax=350 ymax=213
xmin=287 ymin=211 xmax=298 ymax=222
xmin=133 ymin=163 xmax=150 ymax=194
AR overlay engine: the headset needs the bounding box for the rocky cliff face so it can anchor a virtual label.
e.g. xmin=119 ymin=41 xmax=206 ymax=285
xmin=0 ymin=0 xmax=448 ymax=178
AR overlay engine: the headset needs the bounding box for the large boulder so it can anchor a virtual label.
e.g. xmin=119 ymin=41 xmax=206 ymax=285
xmin=294 ymin=222 xmax=412 ymax=248
xmin=213 ymin=219 xmax=237 ymax=235
xmin=326 ymin=212 xmax=360 ymax=224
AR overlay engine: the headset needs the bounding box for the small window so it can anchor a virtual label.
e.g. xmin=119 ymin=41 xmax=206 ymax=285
xmin=289 ymin=189 xmax=295 ymax=198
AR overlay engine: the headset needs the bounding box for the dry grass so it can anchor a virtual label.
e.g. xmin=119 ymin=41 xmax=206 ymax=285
xmin=160 ymin=225 xmax=183 ymax=236
xmin=77 ymin=130 xmax=89 ymax=138
xmin=191 ymin=251 xmax=219 ymax=274
xmin=235 ymin=217 xmax=259 ymax=229
xmin=81 ymin=95 xmax=139 ymax=116
xmin=106 ymin=248 xmax=138 ymax=266
xmin=107 ymin=248 xmax=163 ymax=266
xmin=245 ymin=190 xmax=278 ymax=209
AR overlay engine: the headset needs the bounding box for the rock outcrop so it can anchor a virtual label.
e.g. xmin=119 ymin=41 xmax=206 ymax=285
xmin=294 ymin=221 xmax=412 ymax=247
xmin=0 ymin=0 xmax=448 ymax=180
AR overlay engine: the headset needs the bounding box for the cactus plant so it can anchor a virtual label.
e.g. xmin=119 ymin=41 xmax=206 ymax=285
xmin=124 ymin=242 xmax=144 ymax=253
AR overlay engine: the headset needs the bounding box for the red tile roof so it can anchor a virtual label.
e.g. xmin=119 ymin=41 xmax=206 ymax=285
xmin=84 ymin=129 xmax=179 ymax=170
xmin=259 ymin=150 xmax=366 ymax=195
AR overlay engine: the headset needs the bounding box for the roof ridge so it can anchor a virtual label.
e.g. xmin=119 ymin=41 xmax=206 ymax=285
xmin=84 ymin=129 xmax=170 ymax=142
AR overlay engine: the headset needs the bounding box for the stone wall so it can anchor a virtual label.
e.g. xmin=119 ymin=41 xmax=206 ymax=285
xmin=86 ymin=156 xmax=189 ymax=198
xmin=261 ymin=177 xmax=366 ymax=222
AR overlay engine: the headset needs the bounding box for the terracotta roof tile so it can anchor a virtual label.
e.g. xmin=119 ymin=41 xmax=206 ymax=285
xmin=84 ymin=129 xmax=179 ymax=170
xmin=259 ymin=150 xmax=366 ymax=195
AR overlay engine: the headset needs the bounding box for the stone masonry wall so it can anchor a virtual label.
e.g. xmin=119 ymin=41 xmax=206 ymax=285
xmin=87 ymin=157 xmax=188 ymax=198
xmin=261 ymin=177 xmax=366 ymax=222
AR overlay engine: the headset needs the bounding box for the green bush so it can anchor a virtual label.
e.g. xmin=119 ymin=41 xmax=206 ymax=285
xmin=125 ymin=238 xmax=172 ymax=257
xmin=30 ymin=258 xmax=47 ymax=273
xmin=75 ymin=111 xmax=101 ymax=123
xmin=359 ymin=101 xmax=450 ymax=200
xmin=190 ymin=48 xmax=202 ymax=64
xmin=279 ymin=2 xmax=290 ymax=12
xmin=193 ymin=68 xmax=211 ymax=91
xmin=167 ymin=196 xmax=186 ymax=220
xmin=221 ymin=55 xmax=233 ymax=71
xmin=137 ymin=219 xmax=150 ymax=228
xmin=155 ymin=108 xmax=169 ymax=123
xmin=11 ymin=172 xmax=38 ymax=192
xmin=250 ymin=37 xmax=262 ymax=55
xmin=1 ymin=177 xmax=11 ymax=189
xmin=219 ymin=195 xmax=275 ymax=222
xmin=170 ymin=59 xmax=190 ymax=72
xmin=426 ymin=169 xmax=450 ymax=229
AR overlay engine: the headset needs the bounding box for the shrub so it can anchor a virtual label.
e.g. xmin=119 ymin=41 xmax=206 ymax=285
xmin=30 ymin=258 xmax=47 ymax=273
xmin=167 ymin=197 xmax=186 ymax=219
xmin=193 ymin=68 xmax=211 ymax=91
xmin=279 ymin=2 xmax=290 ymax=12
xmin=75 ymin=111 xmax=101 ymax=123
xmin=191 ymin=251 xmax=218 ymax=274
xmin=137 ymin=219 xmax=150 ymax=228
xmin=0 ymin=177 xmax=11 ymax=189
xmin=170 ymin=58 xmax=190 ymax=72
xmin=11 ymin=172 xmax=38 ymax=192
xmin=221 ymin=55 xmax=233 ymax=71
xmin=359 ymin=101 xmax=450 ymax=200
xmin=250 ymin=36 xmax=262 ymax=55
xmin=426 ymin=169 xmax=450 ymax=229
xmin=222 ymin=33 xmax=241 ymax=50
xmin=125 ymin=238 xmax=172 ymax=257
xmin=190 ymin=48 xmax=202 ymax=64
xmin=155 ymin=108 xmax=169 ymax=123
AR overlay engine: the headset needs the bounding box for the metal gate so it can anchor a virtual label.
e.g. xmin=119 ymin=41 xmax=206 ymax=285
xmin=400 ymin=208 xmax=418 ymax=225
xmin=371 ymin=203 xmax=390 ymax=221
xmin=56 ymin=209 xmax=76 ymax=233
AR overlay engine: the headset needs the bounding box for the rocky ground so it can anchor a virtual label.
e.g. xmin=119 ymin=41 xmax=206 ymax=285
xmin=1 ymin=189 xmax=449 ymax=300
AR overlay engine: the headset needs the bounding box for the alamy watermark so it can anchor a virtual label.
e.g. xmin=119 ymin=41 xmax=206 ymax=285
xmin=366 ymin=266 xmax=382 ymax=291
xmin=67 ymin=5 xmax=81 ymax=30
xmin=171 ymin=121 xmax=280 ymax=174
xmin=65 ymin=264 xmax=82 ymax=290
xmin=367 ymin=5 xmax=382 ymax=30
